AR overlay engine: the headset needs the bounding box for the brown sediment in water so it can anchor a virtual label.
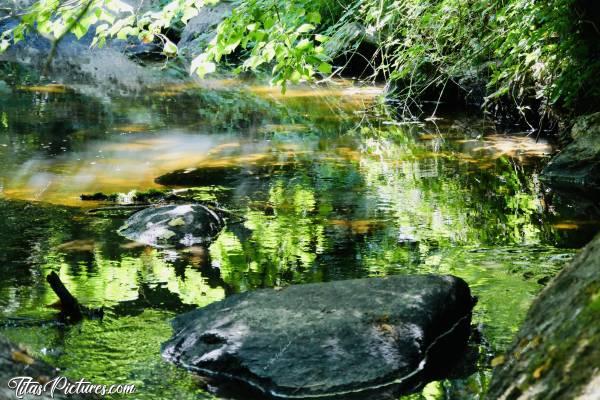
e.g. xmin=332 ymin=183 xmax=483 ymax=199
xmin=328 ymin=219 xmax=386 ymax=234
xmin=457 ymin=134 xmax=554 ymax=159
xmin=111 ymin=124 xmax=155 ymax=133
xmin=17 ymin=84 xmax=69 ymax=93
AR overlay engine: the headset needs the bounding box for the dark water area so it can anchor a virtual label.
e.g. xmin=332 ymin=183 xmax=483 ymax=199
xmin=0 ymin=71 xmax=598 ymax=399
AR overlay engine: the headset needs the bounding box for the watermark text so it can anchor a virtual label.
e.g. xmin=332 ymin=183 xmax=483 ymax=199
xmin=7 ymin=376 xmax=136 ymax=398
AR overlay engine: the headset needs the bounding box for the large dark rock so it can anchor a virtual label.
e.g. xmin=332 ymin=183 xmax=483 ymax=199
xmin=487 ymin=233 xmax=600 ymax=400
xmin=162 ymin=274 xmax=475 ymax=399
xmin=541 ymin=112 xmax=600 ymax=190
xmin=118 ymin=204 xmax=225 ymax=248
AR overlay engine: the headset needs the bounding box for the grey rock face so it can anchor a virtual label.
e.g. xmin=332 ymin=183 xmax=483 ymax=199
xmin=177 ymin=1 xmax=236 ymax=59
xmin=0 ymin=16 xmax=177 ymax=96
xmin=162 ymin=274 xmax=474 ymax=399
xmin=541 ymin=112 xmax=600 ymax=190
xmin=487 ymin=233 xmax=600 ymax=400
xmin=118 ymin=204 xmax=224 ymax=248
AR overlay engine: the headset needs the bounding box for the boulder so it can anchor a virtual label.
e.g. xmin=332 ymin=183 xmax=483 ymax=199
xmin=177 ymin=1 xmax=236 ymax=59
xmin=162 ymin=274 xmax=475 ymax=399
xmin=540 ymin=112 xmax=600 ymax=190
xmin=118 ymin=204 xmax=224 ymax=248
xmin=0 ymin=16 xmax=177 ymax=96
xmin=487 ymin=233 xmax=600 ymax=400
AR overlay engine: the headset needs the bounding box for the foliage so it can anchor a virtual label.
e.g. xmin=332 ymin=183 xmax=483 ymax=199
xmin=0 ymin=0 xmax=336 ymax=89
xmin=327 ymin=0 xmax=600 ymax=123
xmin=0 ymin=0 xmax=214 ymax=53
xmin=2 ymin=0 xmax=599 ymax=120
xmin=193 ymin=0 xmax=334 ymax=92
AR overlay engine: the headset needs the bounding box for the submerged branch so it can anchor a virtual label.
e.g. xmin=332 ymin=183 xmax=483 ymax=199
xmin=46 ymin=271 xmax=103 ymax=323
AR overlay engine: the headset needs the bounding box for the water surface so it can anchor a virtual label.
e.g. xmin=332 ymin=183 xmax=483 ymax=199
xmin=0 ymin=75 xmax=595 ymax=399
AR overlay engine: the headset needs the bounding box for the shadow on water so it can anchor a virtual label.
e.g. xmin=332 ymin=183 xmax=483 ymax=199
xmin=1 ymin=64 xmax=599 ymax=399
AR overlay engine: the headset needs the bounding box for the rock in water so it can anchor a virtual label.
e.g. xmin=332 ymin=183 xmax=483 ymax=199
xmin=541 ymin=112 xmax=600 ymax=190
xmin=0 ymin=336 xmax=88 ymax=399
xmin=118 ymin=204 xmax=224 ymax=248
xmin=487 ymin=233 xmax=600 ymax=400
xmin=162 ymin=275 xmax=475 ymax=399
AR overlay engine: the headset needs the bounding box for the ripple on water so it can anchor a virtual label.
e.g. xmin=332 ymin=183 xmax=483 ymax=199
xmin=0 ymin=79 xmax=597 ymax=400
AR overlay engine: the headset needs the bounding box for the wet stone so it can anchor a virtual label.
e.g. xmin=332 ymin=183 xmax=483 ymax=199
xmin=0 ymin=336 xmax=88 ymax=399
xmin=488 ymin=233 xmax=600 ymax=400
xmin=162 ymin=274 xmax=475 ymax=399
xmin=541 ymin=112 xmax=600 ymax=190
xmin=118 ymin=204 xmax=224 ymax=249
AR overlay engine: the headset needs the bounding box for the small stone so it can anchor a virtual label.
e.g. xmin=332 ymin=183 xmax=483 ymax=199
xmin=11 ymin=350 xmax=34 ymax=365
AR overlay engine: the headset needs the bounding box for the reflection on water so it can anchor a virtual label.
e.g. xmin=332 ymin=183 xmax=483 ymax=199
xmin=0 ymin=75 xmax=597 ymax=399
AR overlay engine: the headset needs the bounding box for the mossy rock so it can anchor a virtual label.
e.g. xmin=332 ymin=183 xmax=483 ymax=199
xmin=487 ymin=233 xmax=600 ymax=399
xmin=541 ymin=112 xmax=600 ymax=190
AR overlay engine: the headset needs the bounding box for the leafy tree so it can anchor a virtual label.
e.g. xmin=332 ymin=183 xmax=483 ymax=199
xmin=0 ymin=0 xmax=334 ymax=90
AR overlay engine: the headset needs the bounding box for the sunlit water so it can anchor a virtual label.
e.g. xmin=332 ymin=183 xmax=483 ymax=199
xmin=0 ymin=73 xmax=597 ymax=399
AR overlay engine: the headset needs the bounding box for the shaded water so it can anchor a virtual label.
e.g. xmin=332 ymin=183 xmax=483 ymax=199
xmin=0 ymin=73 xmax=596 ymax=399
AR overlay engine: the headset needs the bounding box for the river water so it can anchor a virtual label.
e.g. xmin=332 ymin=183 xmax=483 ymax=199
xmin=0 ymin=73 xmax=596 ymax=399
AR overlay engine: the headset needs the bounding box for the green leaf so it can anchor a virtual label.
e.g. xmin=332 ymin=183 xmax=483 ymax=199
xmin=265 ymin=18 xmax=276 ymax=30
xmin=191 ymin=54 xmax=216 ymax=78
xmin=95 ymin=24 xmax=109 ymax=34
xmin=0 ymin=39 xmax=9 ymax=52
xmin=318 ymin=62 xmax=332 ymax=74
xmin=98 ymin=10 xmax=116 ymax=24
xmin=79 ymin=11 xmax=98 ymax=30
xmin=182 ymin=7 xmax=199 ymax=24
xmin=290 ymin=70 xmax=302 ymax=83
xmin=72 ymin=23 xmax=87 ymax=39
xmin=243 ymin=55 xmax=263 ymax=69
xmin=263 ymin=42 xmax=276 ymax=62
xmin=307 ymin=12 xmax=321 ymax=24
xmin=116 ymin=26 xmax=133 ymax=40
xmin=296 ymin=38 xmax=311 ymax=50
xmin=163 ymin=39 xmax=178 ymax=56
xmin=296 ymin=24 xmax=315 ymax=34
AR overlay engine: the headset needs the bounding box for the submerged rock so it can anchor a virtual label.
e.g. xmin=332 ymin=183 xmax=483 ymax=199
xmin=118 ymin=204 xmax=224 ymax=248
xmin=541 ymin=112 xmax=600 ymax=190
xmin=155 ymin=163 xmax=295 ymax=187
xmin=162 ymin=274 xmax=475 ymax=399
xmin=0 ymin=336 xmax=87 ymax=399
xmin=487 ymin=233 xmax=600 ymax=400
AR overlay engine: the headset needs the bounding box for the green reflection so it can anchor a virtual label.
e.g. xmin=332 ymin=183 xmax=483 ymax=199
xmin=0 ymin=69 xmax=595 ymax=400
